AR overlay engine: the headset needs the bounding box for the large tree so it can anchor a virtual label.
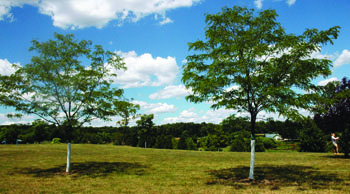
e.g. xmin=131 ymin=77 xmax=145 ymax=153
xmin=182 ymin=6 xmax=339 ymax=180
xmin=0 ymin=33 xmax=126 ymax=172
xmin=314 ymin=77 xmax=350 ymax=157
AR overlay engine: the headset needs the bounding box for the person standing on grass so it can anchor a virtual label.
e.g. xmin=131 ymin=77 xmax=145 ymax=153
xmin=332 ymin=133 xmax=340 ymax=155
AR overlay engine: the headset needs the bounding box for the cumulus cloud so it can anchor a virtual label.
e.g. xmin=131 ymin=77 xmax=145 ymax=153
xmin=0 ymin=0 xmax=201 ymax=29
xmin=0 ymin=58 xmax=20 ymax=75
xmin=254 ymin=0 xmax=263 ymax=9
xmin=254 ymin=0 xmax=296 ymax=9
xmin=0 ymin=0 xmax=37 ymax=21
xmin=334 ymin=49 xmax=350 ymax=67
xmin=0 ymin=113 xmax=36 ymax=125
xmin=310 ymin=51 xmax=335 ymax=60
xmin=114 ymin=51 xmax=179 ymax=88
xmin=133 ymin=100 xmax=176 ymax=114
xmin=318 ymin=77 xmax=339 ymax=86
xmin=149 ymin=85 xmax=192 ymax=100
xmin=161 ymin=106 xmax=308 ymax=124
xmin=286 ymin=0 xmax=296 ymax=6
xmin=162 ymin=108 xmax=233 ymax=124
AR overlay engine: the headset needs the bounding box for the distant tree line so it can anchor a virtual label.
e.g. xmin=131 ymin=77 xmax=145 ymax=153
xmin=0 ymin=108 xmax=348 ymax=154
xmin=0 ymin=113 xmax=300 ymax=150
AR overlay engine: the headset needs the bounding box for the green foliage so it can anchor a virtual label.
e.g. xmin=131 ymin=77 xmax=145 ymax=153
xmin=177 ymin=131 xmax=197 ymax=150
xmin=221 ymin=114 xmax=249 ymax=134
xmin=339 ymin=128 xmax=350 ymax=156
xmin=231 ymin=130 xmax=250 ymax=140
xmin=172 ymin=138 xmax=179 ymax=149
xmin=0 ymin=125 xmax=21 ymax=144
xmin=155 ymin=135 xmax=174 ymax=149
xmin=30 ymin=120 xmax=50 ymax=143
xmin=299 ymin=118 xmax=326 ymax=152
xmin=314 ymin=77 xmax=350 ymax=157
xmin=199 ymin=127 xmax=228 ymax=151
xmin=0 ymin=33 xmax=127 ymax=142
xmin=259 ymin=137 xmax=277 ymax=150
xmin=185 ymin=138 xmax=197 ymax=150
xmin=115 ymin=100 xmax=140 ymax=145
xmin=113 ymin=139 xmax=120 ymax=146
xmin=278 ymin=120 xmax=301 ymax=139
xmin=178 ymin=131 xmax=190 ymax=150
xmin=51 ymin=138 xmax=61 ymax=144
xmin=182 ymin=6 xmax=340 ymax=138
xmin=254 ymin=140 xmax=266 ymax=152
xmin=137 ymin=114 xmax=156 ymax=148
xmin=230 ymin=136 xmax=250 ymax=152
xmin=230 ymin=136 xmax=265 ymax=152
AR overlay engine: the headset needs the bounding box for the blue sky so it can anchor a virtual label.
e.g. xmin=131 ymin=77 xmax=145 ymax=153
xmin=0 ymin=0 xmax=350 ymax=126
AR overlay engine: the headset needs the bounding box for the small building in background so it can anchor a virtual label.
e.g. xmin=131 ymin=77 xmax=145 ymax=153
xmin=265 ymin=134 xmax=282 ymax=140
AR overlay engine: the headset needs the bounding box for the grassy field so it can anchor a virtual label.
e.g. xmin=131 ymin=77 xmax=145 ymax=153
xmin=0 ymin=144 xmax=349 ymax=194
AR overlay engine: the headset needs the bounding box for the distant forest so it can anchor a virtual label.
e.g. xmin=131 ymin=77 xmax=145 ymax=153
xmin=0 ymin=115 xmax=303 ymax=151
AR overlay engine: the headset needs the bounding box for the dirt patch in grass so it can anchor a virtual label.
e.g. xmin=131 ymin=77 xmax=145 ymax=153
xmin=207 ymin=164 xmax=349 ymax=190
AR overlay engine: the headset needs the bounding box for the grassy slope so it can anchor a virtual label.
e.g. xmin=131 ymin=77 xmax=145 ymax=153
xmin=0 ymin=144 xmax=349 ymax=194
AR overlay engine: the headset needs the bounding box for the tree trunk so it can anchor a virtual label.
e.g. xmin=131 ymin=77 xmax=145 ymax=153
xmin=249 ymin=140 xmax=255 ymax=180
xmin=249 ymin=113 xmax=257 ymax=180
xmin=65 ymin=124 xmax=73 ymax=173
xmin=66 ymin=143 xmax=71 ymax=173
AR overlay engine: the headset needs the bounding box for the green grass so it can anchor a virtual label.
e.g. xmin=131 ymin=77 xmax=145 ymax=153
xmin=0 ymin=144 xmax=349 ymax=193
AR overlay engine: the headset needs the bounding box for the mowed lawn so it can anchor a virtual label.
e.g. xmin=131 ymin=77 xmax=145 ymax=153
xmin=0 ymin=144 xmax=349 ymax=194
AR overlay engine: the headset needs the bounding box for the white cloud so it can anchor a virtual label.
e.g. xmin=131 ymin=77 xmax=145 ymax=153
xmin=0 ymin=0 xmax=201 ymax=29
xmin=254 ymin=0 xmax=296 ymax=9
xmin=149 ymin=85 xmax=191 ymax=100
xmin=162 ymin=108 xmax=233 ymax=124
xmin=310 ymin=51 xmax=334 ymax=60
xmin=161 ymin=106 xmax=307 ymax=125
xmin=318 ymin=77 xmax=339 ymax=86
xmin=0 ymin=58 xmax=20 ymax=75
xmin=159 ymin=17 xmax=173 ymax=25
xmin=0 ymin=113 xmax=37 ymax=125
xmin=133 ymin=100 xmax=176 ymax=114
xmin=286 ymin=0 xmax=296 ymax=6
xmin=254 ymin=0 xmax=263 ymax=9
xmin=114 ymin=51 xmax=179 ymax=88
xmin=334 ymin=49 xmax=350 ymax=67
xmin=0 ymin=0 xmax=37 ymax=21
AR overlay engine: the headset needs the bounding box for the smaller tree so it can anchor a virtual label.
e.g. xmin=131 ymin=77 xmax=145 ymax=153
xmin=31 ymin=120 xmax=49 ymax=143
xmin=230 ymin=135 xmax=249 ymax=152
xmin=299 ymin=117 xmax=326 ymax=152
xmin=314 ymin=77 xmax=350 ymax=157
xmin=114 ymin=100 xmax=140 ymax=145
xmin=178 ymin=130 xmax=190 ymax=150
xmin=155 ymin=135 xmax=174 ymax=149
xmin=221 ymin=114 xmax=250 ymax=134
xmin=137 ymin=114 xmax=155 ymax=148
xmin=0 ymin=125 xmax=21 ymax=144
xmin=338 ymin=128 xmax=350 ymax=157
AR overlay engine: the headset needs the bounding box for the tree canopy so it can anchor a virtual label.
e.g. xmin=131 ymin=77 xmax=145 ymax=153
xmin=0 ymin=33 xmax=127 ymax=141
xmin=182 ymin=6 xmax=340 ymax=137
xmin=182 ymin=6 xmax=340 ymax=180
xmin=314 ymin=77 xmax=350 ymax=157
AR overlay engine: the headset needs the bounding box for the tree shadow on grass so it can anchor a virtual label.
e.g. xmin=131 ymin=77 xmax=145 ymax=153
xmin=12 ymin=162 xmax=148 ymax=178
xmin=207 ymin=165 xmax=348 ymax=190
xmin=320 ymin=155 xmax=350 ymax=159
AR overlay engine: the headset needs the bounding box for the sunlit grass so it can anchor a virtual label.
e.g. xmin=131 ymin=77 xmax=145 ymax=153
xmin=0 ymin=144 xmax=349 ymax=193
